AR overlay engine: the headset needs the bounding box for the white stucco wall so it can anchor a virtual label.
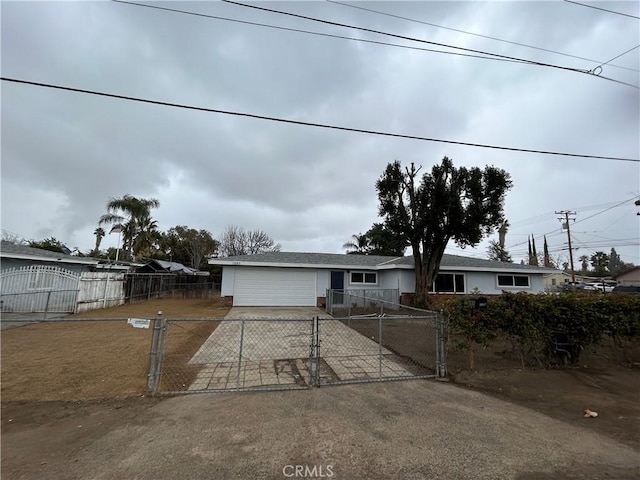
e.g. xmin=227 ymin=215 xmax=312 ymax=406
xmin=220 ymin=266 xmax=236 ymax=297
xmin=221 ymin=265 xmax=548 ymax=298
xmin=396 ymin=269 xmax=546 ymax=295
xmin=316 ymin=269 xmax=330 ymax=296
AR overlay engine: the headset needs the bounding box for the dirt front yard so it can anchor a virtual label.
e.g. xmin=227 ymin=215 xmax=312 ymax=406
xmin=1 ymin=297 xmax=229 ymax=401
xmin=345 ymin=317 xmax=640 ymax=450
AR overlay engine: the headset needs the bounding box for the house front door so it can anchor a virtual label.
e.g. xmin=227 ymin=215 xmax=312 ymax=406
xmin=330 ymin=271 xmax=344 ymax=305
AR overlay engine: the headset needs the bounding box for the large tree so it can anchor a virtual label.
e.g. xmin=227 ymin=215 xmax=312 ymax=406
xmin=608 ymin=248 xmax=623 ymax=275
xmin=376 ymin=158 xmax=512 ymax=304
xmin=98 ymin=194 xmax=160 ymax=260
xmin=218 ymin=225 xmax=281 ymax=257
xmin=365 ymin=223 xmax=406 ymax=256
xmin=162 ymin=225 xmax=219 ymax=268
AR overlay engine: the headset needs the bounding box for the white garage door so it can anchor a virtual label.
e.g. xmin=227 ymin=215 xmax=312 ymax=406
xmin=233 ymin=268 xmax=317 ymax=306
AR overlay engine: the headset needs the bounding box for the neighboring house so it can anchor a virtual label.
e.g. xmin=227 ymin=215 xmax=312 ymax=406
xmin=1 ymin=242 xmax=101 ymax=314
xmin=615 ymin=266 xmax=640 ymax=286
xmin=209 ymin=252 xmax=558 ymax=307
xmin=0 ymin=241 xmax=99 ymax=274
xmin=542 ymin=272 xmax=605 ymax=291
xmin=543 ymin=271 xmax=573 ymax=291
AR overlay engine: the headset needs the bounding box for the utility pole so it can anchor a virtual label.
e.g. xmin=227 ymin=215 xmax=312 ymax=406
xmin=556 ymin=211 xmax=576 ymax=283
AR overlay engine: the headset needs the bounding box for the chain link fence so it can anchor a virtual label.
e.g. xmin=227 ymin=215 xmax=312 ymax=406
xmin=151 ymin=311 xmax=444 ymax=395
xmin=326 ymin=289 xmax=419 ymax=317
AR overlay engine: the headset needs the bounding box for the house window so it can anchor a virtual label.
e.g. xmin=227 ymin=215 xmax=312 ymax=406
xmin=430 ymin=273 xmax=465 ymax=293
xmin=497 ymin=275 xmax=530 ymax=288
xmin=350 ymin=271 xmax=377 ymax=284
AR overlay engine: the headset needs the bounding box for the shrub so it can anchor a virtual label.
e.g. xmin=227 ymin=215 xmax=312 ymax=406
xmin=441 ymin=292 xmax=640 ymax=368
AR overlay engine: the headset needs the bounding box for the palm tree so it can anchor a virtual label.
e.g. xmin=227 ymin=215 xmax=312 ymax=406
xmin=132 ymin=213 xmax=161 ymax=259
xmin=93 ymin=227 xmax=105 ymax=255
xmin=343 ymin=233 xmax=370 ymax=254
xmin=99 ymin=195 xmax=160 ymax=261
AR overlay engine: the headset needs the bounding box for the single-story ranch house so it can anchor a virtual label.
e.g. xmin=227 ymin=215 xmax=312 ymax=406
xmin=209 ymin=252 xmax=559 ymax=307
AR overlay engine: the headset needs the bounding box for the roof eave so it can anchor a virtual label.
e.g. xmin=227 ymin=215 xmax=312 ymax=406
xmin=209 ymin=258 xmax=558 ymax=273
xmin=1 ymin=252 xmax=99 ymax=265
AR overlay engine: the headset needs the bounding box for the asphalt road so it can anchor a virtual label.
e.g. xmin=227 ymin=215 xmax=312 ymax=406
xmin=3 ymin=379 xmax=638 ymax=480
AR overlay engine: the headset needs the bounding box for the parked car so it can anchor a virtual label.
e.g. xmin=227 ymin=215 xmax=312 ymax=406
xmin=611 ymin=285 xmax=640 ymax=294
xmin=561 ymin=282 xmax=591 ymax=292
xmin=586 ymin=282 xmax=615 ymax=293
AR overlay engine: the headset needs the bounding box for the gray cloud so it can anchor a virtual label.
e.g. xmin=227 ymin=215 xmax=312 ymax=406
xmin=2 ymin=1 xmax=639 ymax=264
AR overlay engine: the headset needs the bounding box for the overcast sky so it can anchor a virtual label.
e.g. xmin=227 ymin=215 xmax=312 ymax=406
xmin=2 ymin=0 xmax=639 ymax=266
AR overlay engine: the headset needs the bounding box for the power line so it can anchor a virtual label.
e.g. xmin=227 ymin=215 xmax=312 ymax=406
xmin=219 ymin=0 xmax=591 ymax=74
xmin=507 ymin=196 xmax=640 ymax=249
xmin=564 ymin=0 xmax=640 ymax=20
xmin=327 ymin=0 xmax=640 ymax=73
xmin=598 ymin=44 xmax=640 ymax=69
xmin=221 ymin=0 xmax=639 ymax=89
xmin=4 ymin=76 xmax=639 ymax=163
xmin=113 ymin=0 xmax=640 ymax=90
xmin=110 ymin=0 xmax=530 ymax=66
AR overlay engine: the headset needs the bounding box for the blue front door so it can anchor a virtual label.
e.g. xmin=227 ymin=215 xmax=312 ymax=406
xmin=330 ymin=271 xmax=344 ymax=304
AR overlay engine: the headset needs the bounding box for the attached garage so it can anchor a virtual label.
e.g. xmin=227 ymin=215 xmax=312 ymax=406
xmin=233 ymin=268 xmax=317 ymax=307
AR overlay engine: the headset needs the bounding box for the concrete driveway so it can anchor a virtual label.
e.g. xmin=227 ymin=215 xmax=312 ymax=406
xmin=187 ymin=307 xmax=418 ymax=391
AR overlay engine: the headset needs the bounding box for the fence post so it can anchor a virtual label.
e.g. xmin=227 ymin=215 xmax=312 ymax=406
xmin=43 ymin=290 xmax=52 ymax=321
xmin=147 ymin=311 xmax=163 ymax=393
xmin=378 ymin=315 xmax=383 ymax=378
xmin=309 ymin=316 xmax=320 ymax=387
xmin=236 ymin=320 xmax=245 ymax=390
xmin=436 ymin=312 xmax=448 ymax=377
xmin=153 ymin=316 xmax=168 ymax=393
xmin=102 ymin=272 xmax=110 ymax=309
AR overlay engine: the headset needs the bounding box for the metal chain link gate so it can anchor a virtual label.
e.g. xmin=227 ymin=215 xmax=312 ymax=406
xmin=148 ymin=312 xmax=446 ymax=395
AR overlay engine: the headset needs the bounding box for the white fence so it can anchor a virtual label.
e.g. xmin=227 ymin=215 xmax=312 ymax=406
xmin=0 ymin=266 xmax=80 ymax=313
xmin=77 ymin=272 xmax=125 ymax=312
xmin=0 ymin=266 xmax=127 ymax=314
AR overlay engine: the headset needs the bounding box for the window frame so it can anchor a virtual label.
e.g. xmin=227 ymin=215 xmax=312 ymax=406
xmin=496 ymin=274 xmax=530 ymax=289
xmin=429 ymin=273 xmax=465 ymax=294
xmin=349 ymin=271 xmax=378 ymax=285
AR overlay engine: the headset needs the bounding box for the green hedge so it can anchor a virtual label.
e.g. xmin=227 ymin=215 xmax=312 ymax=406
xmin=435 ymin=292 xmax=640 ymax=368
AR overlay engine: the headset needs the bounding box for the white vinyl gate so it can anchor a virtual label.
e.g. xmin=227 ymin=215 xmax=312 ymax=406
xmin=0 ymin=265 xmax=80 ymax=313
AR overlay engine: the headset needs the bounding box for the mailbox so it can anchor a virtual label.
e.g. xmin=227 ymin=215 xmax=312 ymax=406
xmin=473 ymin=296 xmax=488 ymax=310
xmin=462 ymin=296 xmax=488 ymax=310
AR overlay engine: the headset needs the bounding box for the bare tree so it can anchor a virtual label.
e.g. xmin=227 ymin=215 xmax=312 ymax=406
xmin=1 ymin=230 xmax=26 ymax=245
xmin=218 ymin=225 xmax=281 ymax=257
xmin=246 ymin=229 xmax=281 ymax=254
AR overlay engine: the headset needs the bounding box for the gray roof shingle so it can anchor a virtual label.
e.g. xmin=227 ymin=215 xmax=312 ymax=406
xmin=0 ymin=241 xmax=98 ymax=264
xmin=210 ymin=251 xmax=557 ymax=273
